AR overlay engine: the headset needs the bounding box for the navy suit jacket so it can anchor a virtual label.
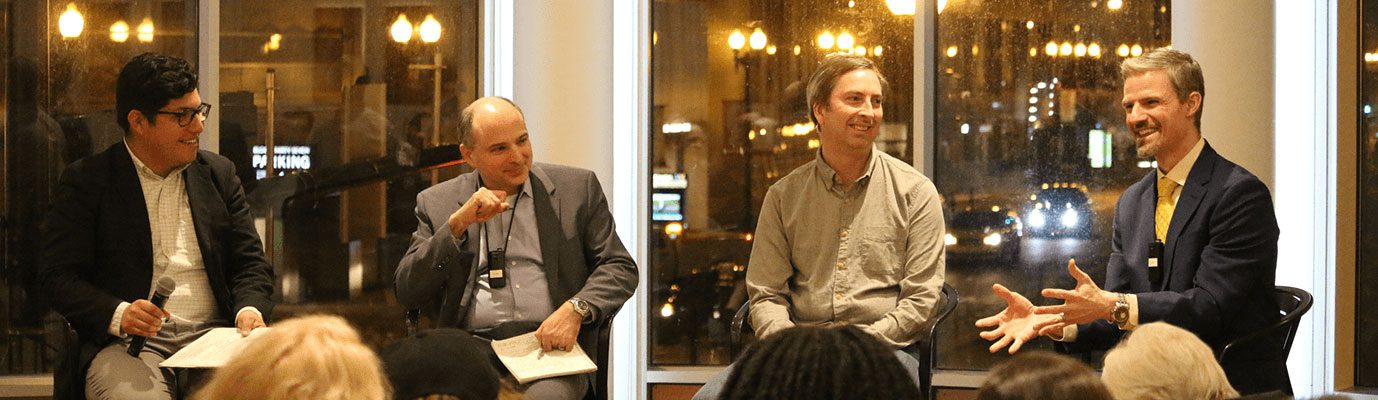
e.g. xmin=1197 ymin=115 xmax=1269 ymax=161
xmin=39 ymin=142 xmax=276 ymax=398
xmin=1067 ymin=142 xmax=1286 ymax=394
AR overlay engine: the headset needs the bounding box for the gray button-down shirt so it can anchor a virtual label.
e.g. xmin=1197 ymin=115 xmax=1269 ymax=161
xmin=746 ymin=148 xmax=946 ymax=348
xmin=462 ymin=182 xmax=554 ymax=332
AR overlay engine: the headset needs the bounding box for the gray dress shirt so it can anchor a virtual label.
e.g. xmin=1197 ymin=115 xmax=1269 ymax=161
xmin=462 ymin=182 xmax=554 ymax=332
xmin=746 ymin=148 xmax=946 ymax=348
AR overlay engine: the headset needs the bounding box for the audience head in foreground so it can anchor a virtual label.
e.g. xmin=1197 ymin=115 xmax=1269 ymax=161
xmin=382 ymin=328 xmax=512 ymax=400
xmin=194 ymin=315 xmax=390 ymax=400
xmin=718 ymin=325 xmax=921 ymax=400
xmin=1101 ymin=322 xmax=1239 ymax=400
xmin=975 ymin=351 xmax=1113 ymax=400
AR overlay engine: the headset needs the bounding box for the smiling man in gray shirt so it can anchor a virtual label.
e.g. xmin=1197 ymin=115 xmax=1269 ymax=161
xmin=747 ymin=54 xmax=945 ymax=348
xmin=695 ymin=54 xmax=945 ymax=399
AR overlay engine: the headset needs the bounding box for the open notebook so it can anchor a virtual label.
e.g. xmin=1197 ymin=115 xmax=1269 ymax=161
xmin=160 ymin=327 xmax=270 ymax=368
xmin=490 ymin=331 xmax=598 ymax=384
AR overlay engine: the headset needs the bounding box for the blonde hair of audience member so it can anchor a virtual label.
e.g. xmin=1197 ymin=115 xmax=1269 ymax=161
xmin=193 ymin=315 xmax=390 ymax=400
xmin=1101 ymin=322 xmax=1239 ymax=400
xmin=975 ymin=351 xmax=1113 ymax=400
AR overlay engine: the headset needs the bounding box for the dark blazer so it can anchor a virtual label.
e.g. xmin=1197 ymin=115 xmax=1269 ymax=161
xmin=39 ymin=142 xmax=276 ymax=399
xmin=1064 ymin=142 xmax=1286 ymax=394
xmin=394 ymin=162 xmax=638 ymax=372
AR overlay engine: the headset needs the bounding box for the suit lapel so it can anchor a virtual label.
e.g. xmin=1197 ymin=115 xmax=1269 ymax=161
xmin=1125 ymin=172 xmax=1157 ymax=291
xmin=529 ymin=165 xmax=564 ymax=303
xmin=1161 ymin=144 xmax=1217 ymax=289
xmin=184 ymin=160 xmax=223 ymax=281
xmin=109 ymin=145 xmax=155 ymax=294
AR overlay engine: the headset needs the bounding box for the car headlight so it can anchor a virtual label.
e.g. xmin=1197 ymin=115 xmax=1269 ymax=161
xmin=1029 ymin=209 xmax=1047 ymax=228
xmin=944 ymin=233 xmax=957 ymax=246
xmin=983 ymin=233 xmax=1003 ymax=246
xmin=1060 ymin=209 xmax=1080 ymax=228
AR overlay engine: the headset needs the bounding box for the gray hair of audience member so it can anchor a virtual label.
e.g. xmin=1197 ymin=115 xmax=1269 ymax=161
xmin=1101 ymin=322 xmax=1239 ymax=400
xmin=1120 ymin=47 xmax=1206 ymax=128
xmin=458 ymin=96 xmax=525 ymax=147
xmin=974 ymin=351 xmax=1114 ymax=400
xmin=719 ymin=325 xmax=921 ymax=400
xmin=804 ymin=53 xmax=889 ymax=128
xmin=193 ymin=315 xmax=391 ymax=400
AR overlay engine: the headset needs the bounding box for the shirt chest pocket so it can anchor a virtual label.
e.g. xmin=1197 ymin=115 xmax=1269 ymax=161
xmin=858 ymin=226 xmax=903 ymax=278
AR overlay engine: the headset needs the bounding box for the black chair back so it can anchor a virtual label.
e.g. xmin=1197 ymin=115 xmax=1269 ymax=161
xmin=913 ymin=283 xmax=959 ymax=400
xmin=1217 ymin=286 xmax=1312 ymax=363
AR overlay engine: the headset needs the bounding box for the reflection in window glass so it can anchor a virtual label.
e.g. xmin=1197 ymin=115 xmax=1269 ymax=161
xmin=934 ymin=1 xmax=1169 ymax=370
xmin=650 ymin=0 xmax=914 ymax=366
xmin=1358 ymin=0 xmax=1378 ymax=386
xmin=218 ymin=0 xmax=480 ymax=326
xmin=2 ymin=1 xmax=198 ymax=375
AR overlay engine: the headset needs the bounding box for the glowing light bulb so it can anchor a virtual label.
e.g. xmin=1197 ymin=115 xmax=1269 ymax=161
xmin=885 ymin=0 xmax=916 ymax=15
xmin=836 ymin=32 xmax=855 ymax=50
xmin=728 ymin=29 xmax=745 ymax=50
xmin=136 ymin=18 xmax=154 ymax=43
xmin=58 ymin=3 xmax=84 ymax=38
xmin=419 ymin=14 xmax=442 ymax=43
xmin=817 ymin=31 xmax=835 ymax=49
xmin=748 ymin=28 xmax=767 ymax=50
xmin=391 ymin=14 xmax=413 ymax=43
xmin=109 ymin=20 xmax=129 ymax=43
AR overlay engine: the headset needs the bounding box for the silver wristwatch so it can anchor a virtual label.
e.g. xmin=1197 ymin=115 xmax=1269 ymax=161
xmin=1109 ymin=292 xmax=1130 ymax=328
xmin=569 ymin=297 xmax=593 ymax=321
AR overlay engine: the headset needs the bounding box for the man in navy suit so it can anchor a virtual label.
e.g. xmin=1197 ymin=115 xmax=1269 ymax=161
xmin=976 ymin=48 xmax=1286 ymax=395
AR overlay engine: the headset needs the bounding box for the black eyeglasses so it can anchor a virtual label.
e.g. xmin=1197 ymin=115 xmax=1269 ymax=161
xmin=155 ymin=103 xmax=212 ymax=127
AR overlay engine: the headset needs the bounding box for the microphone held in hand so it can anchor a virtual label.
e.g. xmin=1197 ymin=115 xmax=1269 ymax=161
xmin=127 ymin=276 xmax=176 ymax=357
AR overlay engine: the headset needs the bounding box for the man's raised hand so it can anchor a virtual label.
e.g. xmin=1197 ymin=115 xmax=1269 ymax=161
xmin=975 ymin=283 xmax=1059 ymax=354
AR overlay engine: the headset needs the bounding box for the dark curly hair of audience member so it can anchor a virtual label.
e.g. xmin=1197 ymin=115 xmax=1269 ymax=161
xmin=975 ymin=351 xmax=1113 ymax=400
xmin=718 ymin=325 xmax=921 ymax=400
xmin=115 ymin=52 xmax=198 ymax=134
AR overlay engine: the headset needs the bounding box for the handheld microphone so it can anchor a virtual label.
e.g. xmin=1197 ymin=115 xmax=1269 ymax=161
xmin=127 ymin=276 xmax=176 ymax=357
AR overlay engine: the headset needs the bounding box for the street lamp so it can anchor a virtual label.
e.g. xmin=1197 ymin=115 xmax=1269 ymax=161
xmin=729 ymin=23 xmax=769 ymax=229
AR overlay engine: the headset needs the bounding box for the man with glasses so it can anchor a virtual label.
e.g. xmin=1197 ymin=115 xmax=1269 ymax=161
xmin=40 ymin=52 xmax=275 ymax=399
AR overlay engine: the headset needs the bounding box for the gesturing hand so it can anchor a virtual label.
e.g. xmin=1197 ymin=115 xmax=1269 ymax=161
xmin=1033 ymin=259 xmax=1117 ymax=326
xmin=975 ymin=284 xmax=1059 ymax=354
xmin=447 ymin=187 xmax=510 ymax=236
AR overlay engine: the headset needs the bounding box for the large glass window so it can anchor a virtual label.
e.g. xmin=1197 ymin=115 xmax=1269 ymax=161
xmin=2 ymin=1 xmax=199 ymax=375
xmin=649 ymin=0 xmax=914 ymax=367
xmin=218 ymin=0 xmax=479 ymax=340
xmin=0 ymin=1 xmax=481 ymax=377
xmin=933 ymin=0 xmax=1169 ymax=370
xmin=1358 ymin=0 xmax=1378 ymax=386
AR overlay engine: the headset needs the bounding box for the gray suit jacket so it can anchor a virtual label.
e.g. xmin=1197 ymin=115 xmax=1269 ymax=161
xmin=394 ymin=162 xmax=638 ymax=354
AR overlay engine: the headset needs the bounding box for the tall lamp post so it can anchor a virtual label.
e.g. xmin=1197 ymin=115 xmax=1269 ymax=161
xmin=729 ymin=24 xmax=768 ymax=230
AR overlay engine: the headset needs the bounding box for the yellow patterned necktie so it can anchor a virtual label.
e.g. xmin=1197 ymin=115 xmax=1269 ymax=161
xmin=1155 ymin=177 xmax=1179 ymax=242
